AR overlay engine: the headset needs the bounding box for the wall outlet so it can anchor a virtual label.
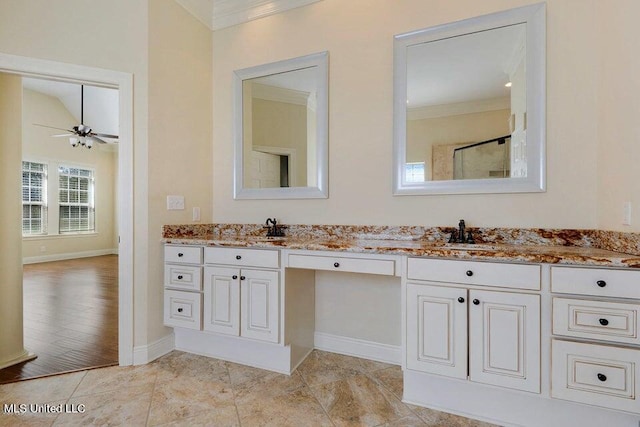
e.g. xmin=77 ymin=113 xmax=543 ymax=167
xmin=623 ymin=201 xmax=632 ymax=226
xmin=167 ymin=195 xmax=185 ymax=210
xmin=192 ymin=207 xmax=201 ymax=222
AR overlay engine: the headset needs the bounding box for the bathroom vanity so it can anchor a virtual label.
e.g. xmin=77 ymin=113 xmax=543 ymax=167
xmin=162 ymin=224 xmax=640 ymax=427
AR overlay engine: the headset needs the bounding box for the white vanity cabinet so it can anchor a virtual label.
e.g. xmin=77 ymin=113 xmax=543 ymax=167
xmin=203 ymin=247 xmax=280 ymax=343
xmin=163 ymin=245 xmax=203 ymax=330
xmin=551 ymin=266 xmax=640 ymax=414
xmin=406 ymin=258 xmax=541 ymax=393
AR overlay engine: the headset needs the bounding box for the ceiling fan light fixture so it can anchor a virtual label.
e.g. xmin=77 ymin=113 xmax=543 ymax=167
xmin=69 ymin=137 xmax=79 ymax=147
xmin=85 ymin=137 xmax=94 ymax=149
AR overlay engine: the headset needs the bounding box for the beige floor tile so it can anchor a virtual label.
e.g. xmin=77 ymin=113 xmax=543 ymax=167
xmin=72 ymin=364 xmax=157 ymax=397
xmin=226 ymin=362 xmax=271 ymax=386
xmin=379 ymin=413 xmax=428 ymax=427
xmin=53 ymin=384 xmax=153 ymax=426
xmin=147 ymin=374 xmax=235 ymax=425
xmin=368 ymin=366 xmax=404 ymax=399
xmin=236 ymin=387 xmax=332 ymax=427
xmin=232 ymin=370 xmax=306 ymax=405
xmin=152 ymin=351 xmax=229 ymax=384
xmin=311 ymin=373 xmax=411 ymax=427
xmin=412 ymin=406 xmax=499 ymax=427
xmin=297 ymin=350 xmax=363 ymax=388
xmin=0 ymin=371 xmax=86 ymax=404
xmin=150 ymin=406 xmax=240 ymax=427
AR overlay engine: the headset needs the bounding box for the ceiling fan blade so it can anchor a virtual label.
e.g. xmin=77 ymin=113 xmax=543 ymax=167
xmin=33 ymin=123 xmax=75 ymax=133
xmin=51 ymin=133 xmax=75 ymax=137
xmin=90 ymin=136 xmax=109 ymax=145
xmin=92 ymin=132 xmax=119 ymax=140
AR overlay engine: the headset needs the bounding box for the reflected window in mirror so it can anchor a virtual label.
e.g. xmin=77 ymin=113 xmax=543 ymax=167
xmin=234 ymin=52 xmax=328 ymax=199
xmin=393 ymin=3 xmax=545 ymax=195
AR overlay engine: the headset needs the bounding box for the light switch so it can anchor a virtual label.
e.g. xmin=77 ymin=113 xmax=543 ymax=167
xmin=167 ymin=195 xmax=185 ymax=210
xmin=192 ymin=207 xmax=201 ymax=222
xmin=623 ymin=202 xmax=632 ymax=226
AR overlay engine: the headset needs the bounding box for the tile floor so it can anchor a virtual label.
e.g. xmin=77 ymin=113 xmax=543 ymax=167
xmin=0 ymin=350 xmax=498 ymax=426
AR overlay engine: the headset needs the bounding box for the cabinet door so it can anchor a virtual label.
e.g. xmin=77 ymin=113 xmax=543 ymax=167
xmin=203 ymin=266 xmax=240 ymax=336
xmin=406 ymin=283 xmax=467 ymax=379
xmin=240 ymin=269 xmax=280 ymax=343
xmin=469 ymin=290 xmax=540 ymax=393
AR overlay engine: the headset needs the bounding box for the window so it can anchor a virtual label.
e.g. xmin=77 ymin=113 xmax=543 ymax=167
xmin=58 ymin=166 xmax=95 ymax=233
xmin=405 ymin=162 xmax=425 ymax=183
xmin=22 ymin=161 xmax=48 ymax=235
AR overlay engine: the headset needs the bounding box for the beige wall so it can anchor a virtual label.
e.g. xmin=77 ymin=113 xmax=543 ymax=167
xmin=212 ymin=0 xmax=619 ymax=229
xmin=0 ymin=0 xmax=213 ymax=348
xmin=21 ymin=89 xmax=117 ymax=259
xmin=0 ymin=74 xmax=28 ymax=366
xmin=407 ymin=109 xmax=510 ymax=180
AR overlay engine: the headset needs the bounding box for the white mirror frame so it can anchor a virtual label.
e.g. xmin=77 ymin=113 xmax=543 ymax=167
xmin=233 ymin=51 xmax=329 ymax=199
xmin=393 ymin=3 xmax=546 ymax=195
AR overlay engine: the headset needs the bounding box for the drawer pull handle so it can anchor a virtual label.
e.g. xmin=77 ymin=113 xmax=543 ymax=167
xmin=178 ymin=253 xmax=184 ymax=257
xmin=597 ymin=280 xmax=607 ymax=288
xmin=466 ymin=270 xmax=473 ymax=277
xmin=232 ymin=275 xmax=238 ymax=280
xmin=597 ymin=373 xmax=607 ymax=382
xmin=236 ymin=255 xmax=242 ymax=260
xmin=177 ymin=275 xmax=183 ymax=280
xmin=599 ymin=318 xmax=609 ymax=326
xmin=334 ymin=262 xmax=340 ymax=268
xmin=240 ymin=276 xmax=246 ymax=281
xmin=177 ymin=308 xmax=183 ymax=313
xmin=458 ymin=297 xmax=465 ymax=303
xmin=472 ymin=299 xmax=480 ymax=305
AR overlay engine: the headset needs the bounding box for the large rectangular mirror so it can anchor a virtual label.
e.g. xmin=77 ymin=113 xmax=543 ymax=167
xmin=234 ymin=52 xmax=329 ymax=199
xmin=393 ymin=3 xmax=545 ymax=195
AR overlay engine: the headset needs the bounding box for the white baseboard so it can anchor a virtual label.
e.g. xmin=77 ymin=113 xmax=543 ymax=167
xmin=314 ymin=332 xmax=401 ymax=365
xmin=0 ymin=350 xmax=37 ymax=370
xmin=132 ymin=333 xmax=175 ymax=365
xmin=23 ymin=248 xmax=118 ymax=265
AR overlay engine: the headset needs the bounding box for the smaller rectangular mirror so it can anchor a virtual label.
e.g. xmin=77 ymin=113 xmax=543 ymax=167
xmin=234 ymin=52 xmax=329 ymax=199
xmin=393 ymin=3 xmax=545 ymax=195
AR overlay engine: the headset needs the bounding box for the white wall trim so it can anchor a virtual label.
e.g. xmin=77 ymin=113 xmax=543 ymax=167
xmin=213 ymin=0 xmax=322 ymax=30
xmin=133 ymin=333 xmax=175 ymax=365
xmin=407 ymin=96 xmax=510 ymax=121
xmin=23 ymin=248 xmax=118 ymax=265
xmin=252 ymin=83 xmax=309 ymax=106
xmin=314 ymin=332 xmax=401 ymax=365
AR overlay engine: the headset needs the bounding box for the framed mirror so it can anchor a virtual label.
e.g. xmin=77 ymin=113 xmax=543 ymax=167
xmin=393 ymin=3 xmax=545 ymax=195
xmin=234 ymin=51 xmax=329 ymax=199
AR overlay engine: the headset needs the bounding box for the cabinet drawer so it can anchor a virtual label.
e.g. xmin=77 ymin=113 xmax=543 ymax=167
xmin=407 ymin=258 xmax=540 ymax=290
xmin=552 ymin=340 xmax=640 ymax=414
xmin=164 ymin=245 xmax=202 ymax=265
xmin=288 ymin=254 xmax=395 ymax=276
xmin=553 ymin=298 xmax=640 ymax=345
xmin=204 ymin=247 xmax=279 ymax=269
xmin=164 ymin=289 xmax=202 ymax=330
xmin=551 ymin=266 xmax=640 ymax=299
xmin=164 ymin=264 xmax=202 ymax=291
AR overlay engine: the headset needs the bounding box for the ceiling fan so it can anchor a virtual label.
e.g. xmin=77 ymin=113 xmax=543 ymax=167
xmin=34 ymin=85 xmax=119 ymax=149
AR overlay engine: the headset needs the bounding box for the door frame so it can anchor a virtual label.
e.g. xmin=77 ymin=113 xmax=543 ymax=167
xmin=0 ymin=52 xmax=134 ymax=365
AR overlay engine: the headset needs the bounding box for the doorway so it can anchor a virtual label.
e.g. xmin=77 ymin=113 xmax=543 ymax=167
xmin=0 ymin=53 xmax=134 ymax=375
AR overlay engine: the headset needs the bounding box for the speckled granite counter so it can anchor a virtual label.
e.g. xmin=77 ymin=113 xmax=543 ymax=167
xmin=162 ymin=224 xmax=640 ymax=268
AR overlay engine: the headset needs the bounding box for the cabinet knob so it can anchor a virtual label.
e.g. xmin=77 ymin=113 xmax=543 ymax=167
xmin=177 ymin=308 xmax=183 ymax=313
xmin=472 ymin=299 xmax=480 ymax=305
xmin=232 ymin=275 xmax=238 ymax=280
xmin=466 ymin=270 xmax=473 ymax=277
xmin=599 ymin=318 xmax=609 ymax=326
xmin=597 ymin=373 xmax=607 ymax=382
xmin=334 ymin=262 xmax=340 ymax=268
xmin=236 ymin=255 xmax=242 ymax=260
xmin=597 ymin=280 xmax=607 ymax=288
xmin=177 ymin=275 xmax=183 ymax=280
xmin=457 ymin=297 xmax=465 ymax=303
xmin=240 ymin=276 xmax=246 ymax=281
xmin=178 ymin=253 xmax=184 ymax=257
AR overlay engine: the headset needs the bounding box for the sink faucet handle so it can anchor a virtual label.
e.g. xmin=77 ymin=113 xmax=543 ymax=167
xmin=466 ymin=230 xmax=475 ymax=244
xmin=448 ymin=230 xmax=458 ymax=243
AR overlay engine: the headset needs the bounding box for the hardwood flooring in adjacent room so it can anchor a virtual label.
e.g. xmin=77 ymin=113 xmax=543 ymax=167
xmin=0 ymin=255 xmax=118 ymax=384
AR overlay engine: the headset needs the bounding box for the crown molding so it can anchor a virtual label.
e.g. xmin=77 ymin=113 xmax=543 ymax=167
xmin=213 ymin=0 xmax=322 ymax=30
xmin=175 ymin=0 xmax=215 ymax=29
xmin=407 ymin=97 xmax=510 ymax=121
xmin=252 ymin=83 xmax=310 ymax=106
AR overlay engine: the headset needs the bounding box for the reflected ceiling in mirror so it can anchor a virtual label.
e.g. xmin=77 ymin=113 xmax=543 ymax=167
xmin=393 ymin=3 xmax=545 ymax=195
xmin=234 ymin=52 xmax=328 ymax=199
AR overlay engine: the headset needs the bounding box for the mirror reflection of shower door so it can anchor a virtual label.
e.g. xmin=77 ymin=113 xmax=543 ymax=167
xmin=453 ymin=136 xmax=511 ymax=180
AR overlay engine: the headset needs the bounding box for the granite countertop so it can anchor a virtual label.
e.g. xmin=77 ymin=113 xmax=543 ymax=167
xmin=162 ymin=234 xmax=640 ymax=269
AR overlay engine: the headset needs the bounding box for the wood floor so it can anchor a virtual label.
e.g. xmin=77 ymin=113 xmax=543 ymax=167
xmin=0 ymin=255 xmax=118 ymax=384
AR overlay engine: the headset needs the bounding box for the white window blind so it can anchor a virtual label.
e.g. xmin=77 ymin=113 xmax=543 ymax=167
xmin=58 ymin=166 xmax=95 ymax=233
xmin=405 ymin=162 xmax=425 ymax=183
xmin=22 ymin=161 xmax=48 ymax=235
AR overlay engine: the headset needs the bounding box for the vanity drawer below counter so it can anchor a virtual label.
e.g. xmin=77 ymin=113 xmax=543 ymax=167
xmin=551 ymin=266 xmax=640 ymax=299
xmin=204 ymin=247 xmax=280 ymax=269
xmin=287 ymin=253 xmax=397 ymax=276
xmin=407 ymin=258 xmax=540 ymax=290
